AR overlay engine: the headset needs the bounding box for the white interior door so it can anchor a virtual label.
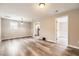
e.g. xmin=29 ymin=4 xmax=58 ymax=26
xmin=56 ymin=16 xmax=68 ymax=46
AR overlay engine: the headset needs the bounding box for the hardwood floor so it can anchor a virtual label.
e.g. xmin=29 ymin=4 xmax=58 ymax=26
xmin=0 ymin=38 xmax=79 ymax=56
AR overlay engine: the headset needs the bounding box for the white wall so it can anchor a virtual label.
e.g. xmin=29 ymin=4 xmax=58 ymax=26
xmin=1 ymin=19 xmax=32 ymax=40
xmin=55 ymin=9 xmax=79 ymax=47
xmin=40 ymin=16 xmax=56 ymax=42
xmin=40 ymin=8 xmax=79 ymax=48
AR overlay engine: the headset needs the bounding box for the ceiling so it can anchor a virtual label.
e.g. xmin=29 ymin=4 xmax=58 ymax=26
xmin=0 ymin=3 xmax=79 ymax=22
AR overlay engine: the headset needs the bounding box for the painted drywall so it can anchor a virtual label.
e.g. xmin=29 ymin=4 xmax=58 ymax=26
xmin=39 ymin=16 xmax=56 ymax=42
xmin=55 ymin=9 xmax=79 ymax=47
xmin=40 ymin=8 xmax=79 ymax=47
xmin=1 ymin=19 xmax=32 ymax=40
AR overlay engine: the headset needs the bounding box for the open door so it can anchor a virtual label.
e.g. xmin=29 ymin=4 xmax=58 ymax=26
xmin=33 ymin=22 xmax=40 ymax=39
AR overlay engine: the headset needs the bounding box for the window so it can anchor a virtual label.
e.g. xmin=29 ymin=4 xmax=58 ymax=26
xmin=10 ymin=21 xmax=18 ymax=30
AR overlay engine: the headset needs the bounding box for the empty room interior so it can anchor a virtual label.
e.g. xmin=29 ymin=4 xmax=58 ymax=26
xmin=0 ymin=3 xmax=79 ymax=56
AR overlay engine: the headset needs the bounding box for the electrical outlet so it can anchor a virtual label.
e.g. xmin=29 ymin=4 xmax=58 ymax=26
xmin=78 ymin=41 xmax=79 ymax=43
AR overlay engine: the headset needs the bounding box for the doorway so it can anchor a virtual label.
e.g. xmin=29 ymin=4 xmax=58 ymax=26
xmin=33 ymin=22 xmax=40 ymax=39
xmin=56 ymin=16 xmax=68 ymax=46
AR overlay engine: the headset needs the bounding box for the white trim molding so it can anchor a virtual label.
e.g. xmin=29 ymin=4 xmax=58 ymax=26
xmin=68 ymin=45 xmax=79 ymax=49
xmin=46 ymin=40 xmax=56 ymax=43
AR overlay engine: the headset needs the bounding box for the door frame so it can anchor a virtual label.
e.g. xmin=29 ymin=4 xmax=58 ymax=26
xmin=55 ymin=16 xmax=68 ymax=46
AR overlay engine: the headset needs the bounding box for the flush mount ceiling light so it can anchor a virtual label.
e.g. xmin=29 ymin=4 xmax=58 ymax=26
xmin=39 ymin=3 xmax=45 ymax=8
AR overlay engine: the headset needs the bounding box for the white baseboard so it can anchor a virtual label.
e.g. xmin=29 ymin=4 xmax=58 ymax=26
xmin=46 ymin=40 xmax=56 ymax=43
xmin=68 ymin=45 xmax=79 ymax=49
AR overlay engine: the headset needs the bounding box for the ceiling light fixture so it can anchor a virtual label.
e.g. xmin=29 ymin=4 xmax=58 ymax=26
xmin=39 ymin=3 xmax=45 ymax=8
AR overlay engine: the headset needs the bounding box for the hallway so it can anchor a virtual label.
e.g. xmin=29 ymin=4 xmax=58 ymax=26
xmin=0 ymin=38 xmax=79 ymax=56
